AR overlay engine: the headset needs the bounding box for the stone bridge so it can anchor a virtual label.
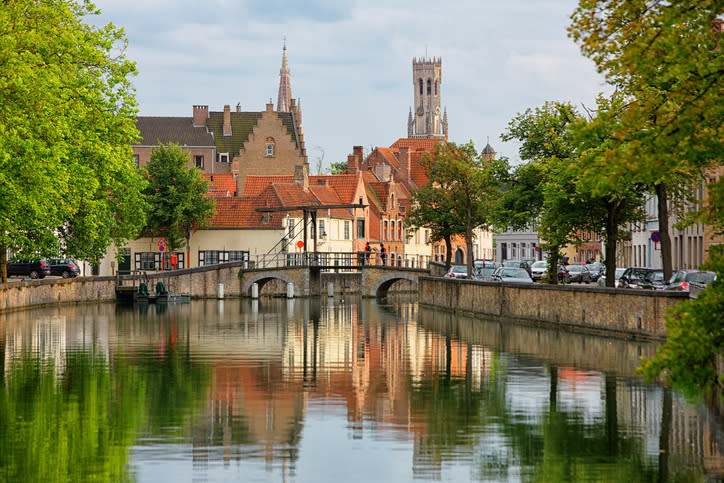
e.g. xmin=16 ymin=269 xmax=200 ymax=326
xmin=239 ymin=265 xmax=428 ymax=297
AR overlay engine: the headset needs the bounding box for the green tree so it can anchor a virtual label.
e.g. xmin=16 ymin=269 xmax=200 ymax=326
xmin=0 ymin=0 xmax=147 ymax=282
xmin=143 ymin=144 xmax=216 ymax=252
xmin=329 ymin=161 xmax=348 ymax=175
xmin=500 ymin=102 xmax=590 ymax=283
xmin=569 ymin=94 xmax=647 ymax=286
xmin=569 ymin=0 xmax=724 ymax=280
xmin=407 ymin=141 xmax=506 ymax=274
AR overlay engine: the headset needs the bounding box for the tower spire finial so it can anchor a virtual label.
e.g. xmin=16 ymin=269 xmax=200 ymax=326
xmin=277 ymin=37 xmax=292 ymax=112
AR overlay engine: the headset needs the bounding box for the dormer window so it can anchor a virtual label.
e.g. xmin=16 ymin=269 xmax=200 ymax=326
xmin=265 ymin=137 xmax=275 ymax=157
xmin=218 ymin=153 xmax=229 ymax=163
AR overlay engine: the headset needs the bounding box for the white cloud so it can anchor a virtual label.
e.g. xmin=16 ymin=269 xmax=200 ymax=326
xmin=90 ymin=0 xmax=609 ymax=165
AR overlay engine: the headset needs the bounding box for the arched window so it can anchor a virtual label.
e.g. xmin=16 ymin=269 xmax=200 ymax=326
xmin=383 ymin=221 xmax=388 ymax=240
xmin=427 ymin=79 xmax=431 ymax=95
xmin=391 ymin=193 xmax=395 ymax=210
xmin=435 ymin=81 xmax=438 ymax=95
xmin=418 ymin=78 xmax=423 ymax=95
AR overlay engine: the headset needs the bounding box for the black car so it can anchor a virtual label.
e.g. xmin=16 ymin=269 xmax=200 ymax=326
xmin=48 ymin=258 xmax=81 ymax=278
xmin=7 ymin=260 xmax=51 ymax=279
xmin=619 ymin=267 xmax=664 ymax=289
xmin=566 ymin=264 xmax=593 ymax=283
xmin=502 ymin=260 xmax=532 ymax=275
xmin=665 ymin=269 xmax=717 ymax=292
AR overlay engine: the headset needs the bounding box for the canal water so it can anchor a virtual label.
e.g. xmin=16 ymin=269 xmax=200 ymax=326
xmin=1 ymin=295 xmax=722 ymax=482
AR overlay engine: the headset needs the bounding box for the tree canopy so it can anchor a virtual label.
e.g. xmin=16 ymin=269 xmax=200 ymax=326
xmin=142 ymin=144 xmax=216 ymax=252
xmin=0 ymin=0 xmax=146 ymax=281
xmin=407 ymin=141 xmax=507 ymax=273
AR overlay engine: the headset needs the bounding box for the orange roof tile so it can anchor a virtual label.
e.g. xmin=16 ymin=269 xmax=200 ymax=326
xmin=241 ymin=175 xmax=294 ymax=198
xmin=376 ymin=147 xmax=400 ymax=169
xmin=202 ymin=174 xmax=237 ymax=197
xmin=390 ymin=138 xmax=446 ymax=152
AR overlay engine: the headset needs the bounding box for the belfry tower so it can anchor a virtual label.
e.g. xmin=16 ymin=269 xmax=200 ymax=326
xmin=407 ymin=57 xmax=447 ymax=139
xmin=277 ymin=40 xmax=292 ymax=112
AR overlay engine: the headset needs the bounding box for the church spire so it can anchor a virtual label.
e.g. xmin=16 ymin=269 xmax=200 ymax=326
xmin=277 ymin=38 xmax=292 ymax=112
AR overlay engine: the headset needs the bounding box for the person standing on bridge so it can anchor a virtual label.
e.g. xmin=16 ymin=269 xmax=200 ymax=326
xmin=365 ymin=242 xmax=371 ymax=264
xmin=380 ymin=243 xmax=387 ymax=266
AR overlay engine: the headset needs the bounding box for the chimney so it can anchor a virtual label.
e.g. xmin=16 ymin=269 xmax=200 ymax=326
xmin=193 ymin=105 xmax=208 ymax=127
xmin=399 ymin=146 xmax=411 ymax=183
xmin=266 ymin=101 xmax=274 ymax=112
xmin=294 ymin=163 xmax=309 ymax=192
xmin=347 ymin=154 xmax=358 ymax=174
xmin=236 ymin=103 xmax=241 ymax=113
xmin=223 ymin=105 xmax=231 ymax=136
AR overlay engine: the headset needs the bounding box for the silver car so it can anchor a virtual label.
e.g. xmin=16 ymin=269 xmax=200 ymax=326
xmin=491 ymin=267 xmax=534 ymax=283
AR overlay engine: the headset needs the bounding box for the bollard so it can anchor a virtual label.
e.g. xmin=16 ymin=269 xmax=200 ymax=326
xmin=287 ymin=282 xmax=294 ymax=299
xmin=328 ymin=282 xmax=334 ymax=297
xmin=217 ymin=283 xmax=224 ymax=299
xmin=251 ymin=282 xmax=259 ymax=299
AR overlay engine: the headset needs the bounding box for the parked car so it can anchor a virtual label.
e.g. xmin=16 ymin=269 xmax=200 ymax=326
xmin=6 ymin=260 xmax=51 ymax=279
xmin=48 ymin=258 xmax=81 ymax=278
xmin=445 ymin=265 xmax=469 ymax=279
xmin=502 ymin=260 xmax=532 ymax=275
xmin=474 ymin=265 xmax=498 ymax=281
xmin=619 ymin=267 xmax=664 ymax=289
xmin=664 ymin=269 xmax=717 ymax=292
xmin=530 ymin=260 xmax=548 ymax=281
xmin=565 ymin=264 xmax=593 ymax=283
xmin=490 ymin=267 xmax=534 ymax=283
xmin=597 ymin=267 xmax=626 ymax=288
xmin=584 ymin=262 xmax=604 ymax=281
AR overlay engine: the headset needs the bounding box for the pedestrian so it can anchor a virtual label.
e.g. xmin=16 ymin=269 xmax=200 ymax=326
xmin=381 ymin=243 xmax=387 ymax=266
xmin=365 ymin=241 xmax=371 ymax=264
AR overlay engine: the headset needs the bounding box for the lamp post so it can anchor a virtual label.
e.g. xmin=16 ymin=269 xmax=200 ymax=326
xmin=185 ymin=228 xmax=191 ymax=269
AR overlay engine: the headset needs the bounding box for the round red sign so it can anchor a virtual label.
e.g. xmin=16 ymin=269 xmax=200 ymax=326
xmin=296 ymin=240 xmax=304 ymax=249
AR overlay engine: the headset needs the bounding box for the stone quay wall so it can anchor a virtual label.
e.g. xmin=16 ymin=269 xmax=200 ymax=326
xmin=0 ymin=277 xmax=117 ymax=314
xmin=419 ymin=277 xmax=689 ymax=339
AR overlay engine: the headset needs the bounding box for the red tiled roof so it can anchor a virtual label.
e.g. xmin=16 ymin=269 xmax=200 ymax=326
xmin=390 ymin=138 xmax=445 ymax=151
xmin=241 ymin=175 xmax=294 ymax=198
xmin=202 ymin=174 xmax=237 ymax=197
xmin=409 ymin=151 xmax=430 ymax=188
xmin=376 ymin=147 xmax=400 ymax=169
xmin=208 ymin=197 xmax=285 ymax=229
xmin=310 ymin=174 xmax=360 ymax=204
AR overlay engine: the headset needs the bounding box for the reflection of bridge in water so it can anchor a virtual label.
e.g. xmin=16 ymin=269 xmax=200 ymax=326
xmin=240 ymin=251 xmax=429 ymax=297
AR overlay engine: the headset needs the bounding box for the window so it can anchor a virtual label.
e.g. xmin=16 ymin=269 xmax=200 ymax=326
xmin=318 ymin=219 xmax=326 ymax=238
xmin=228 ymin=251 xmax=249 ymax=262
xmin=357 ymin=219 xmax=365 ymax=239
xmin=132 ymin=154 xmax=139 ymax=167
xmin=435 ymin=81 xmax=438 ymax=96
xmin=288 ymin=218 xmax=295 ymax=238
xmin=218 ymin=153 xmax=229 ymax=163
xmin=398 ymin=222 xmax=402 ymax=241
xmin=198 ymin=250 xmax=230 ymax=266
xmin=427 ymin=79 xmax=431 ymax=95
xmin=418 ymin=78 xmax=423 ymax=95
xmin=383 ymin=221 xmax=388 ymax=241
xmin=265 ymin=137 xmax=275 ymax=157
xmin=344 ymin=221 xmax=350 ymax=240
xmin=194 ymin=155 xmax=204 ymax=169
xmin=135 ymin=252 xmax=159 ymax=271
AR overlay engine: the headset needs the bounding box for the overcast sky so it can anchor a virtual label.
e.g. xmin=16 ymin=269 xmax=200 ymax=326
xmin=91 ymin=0 xmax=610 ymax=169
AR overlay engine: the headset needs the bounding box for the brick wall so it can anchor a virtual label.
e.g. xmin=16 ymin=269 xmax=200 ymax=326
xmin=419 ymin=277 xmax=689 ymax=339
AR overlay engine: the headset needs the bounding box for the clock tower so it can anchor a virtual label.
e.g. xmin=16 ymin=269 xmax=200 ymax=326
xmin=407 ymin=57 xmax=447 ymax=139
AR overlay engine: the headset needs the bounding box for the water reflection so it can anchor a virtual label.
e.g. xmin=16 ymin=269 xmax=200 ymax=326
xmin=0 ymin=297 xmax=722 ymax=481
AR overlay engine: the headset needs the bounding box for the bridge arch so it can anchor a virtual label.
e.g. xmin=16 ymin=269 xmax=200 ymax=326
xmin=241 ymin=271 xmax=302 ymax=297
xmin=369 ymin=272 xmax=419 ymax=298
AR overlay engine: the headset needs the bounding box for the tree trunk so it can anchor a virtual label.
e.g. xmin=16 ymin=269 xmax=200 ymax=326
xmin=548 ymin=247 xmax=560 ymax=284
xmin=656 ymin=183 xmax=673 ymax=280
xmin=444 ymin=234 xmax=453 ymax=270
xmin=0 ymin=245 xmax=6 ymax=284
xmin=466 ymin=206 xmax=474 ymax=278
xmin=605 ymin=202 xmax=619 ymax=288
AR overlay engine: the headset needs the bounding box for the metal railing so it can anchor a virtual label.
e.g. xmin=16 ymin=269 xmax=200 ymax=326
xmin=248 ymin=251 xmax=431 ymax=271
